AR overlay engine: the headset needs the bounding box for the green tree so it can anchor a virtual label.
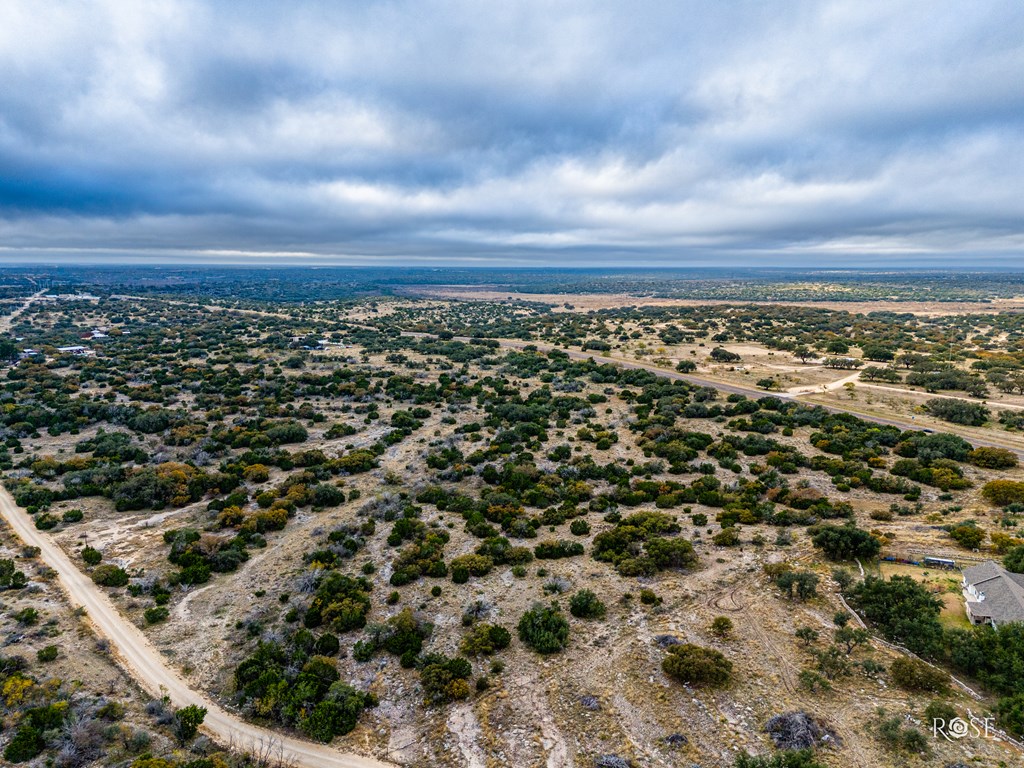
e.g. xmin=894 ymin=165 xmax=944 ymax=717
xmin=173 ymin=704 xmax=207 ymax=744
xmin=795 ymin=627 xmax=819 ymax=646
xmin=710 ymin=347 xmax=741 ymax=363
xmin=299 ymin=687 xmax=369 ymax=742
xmin=834 ymin=626 xmax=870 ymax=654
xmin=1004 ymin=545 xmax=1024 ymax=574
xmin=849 ymin=576 xmax=943 ymax=657
xmin=775 ymin=571 xmax=819 ymax=601
xmin=792 ymin=346 xmax=814 ymax=363
xmin=862 ymin=345 xmax=895 ymax=362
xmin=998 ymin=693 xmax=1024 ymax=736
xmin=811 ymin=525 xmax=880 ymax=561
xmin=924 ymin=398 xmax=989 ymax=426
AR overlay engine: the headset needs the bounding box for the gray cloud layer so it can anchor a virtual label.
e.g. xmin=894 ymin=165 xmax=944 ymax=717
xmin=1 ymin=1 xmax=1022 ymax=265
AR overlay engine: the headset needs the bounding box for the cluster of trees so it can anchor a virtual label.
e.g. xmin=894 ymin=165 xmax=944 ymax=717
xmin=592 ymin=511 xmax=697 ymax=576
xmin=924 ymin=398 xmax=989 ymax=426
xmin=810 ymin=525 xmax=881 ymax=561
xmin=845 ymin=574 xmax=1024 ymax=734
xmin=233 ymin=629 xmax=373 ymax=742
xmin=767 ymin=563 xmax=819 ymax=601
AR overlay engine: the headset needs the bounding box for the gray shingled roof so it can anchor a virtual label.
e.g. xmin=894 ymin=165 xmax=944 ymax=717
xmin=964 ymin=561 xmax=1024 ymax=625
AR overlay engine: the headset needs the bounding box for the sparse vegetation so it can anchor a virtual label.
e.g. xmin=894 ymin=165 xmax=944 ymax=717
xmin=4 ymin=267 xmax=1024 ymax=766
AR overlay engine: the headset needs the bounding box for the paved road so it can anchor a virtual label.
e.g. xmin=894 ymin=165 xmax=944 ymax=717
xmin=0 ymin=488 xmax=395 ymax=768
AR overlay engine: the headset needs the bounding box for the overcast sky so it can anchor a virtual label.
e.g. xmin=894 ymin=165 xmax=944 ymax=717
xmin=1 ymin=1 xmax=1022 ymax=267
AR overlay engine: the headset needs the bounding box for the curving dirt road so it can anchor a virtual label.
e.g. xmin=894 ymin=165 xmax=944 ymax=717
xmin=0 ymin=488 xmax=395 ymax=768
xmin=469 ymin=336 xmax=1024 ymax=457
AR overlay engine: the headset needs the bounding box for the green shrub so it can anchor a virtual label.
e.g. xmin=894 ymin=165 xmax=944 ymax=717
xmin=0 ymin=558 xmax=27 ymax=588
xmin=890 ymin=656 xmax=948 ymax=693
xmin=569 ymin=519 xmax=591 ymax=536
xmin=1005 ymin=545 xmax=1024 ymax=574
xmin=568 ymin=589 xmax=606 ymax=620
xmin=34 ymin=513 xmax=58 ymax=530
xmin=710 ymin=616 xmax=733 ymax=637
xmin=923 ymin=699 xmax=956 ymax=725
xmin=639 ymin=588 xmax=661 ymax=605
xmin=774 ymin=571 xmax=819 ymax=601
xmin=870 ymin=708 xmax=929 ymax=755
xmin=62 ymin=508 xmax=84 ymax=523
xmin=91 ymin=564 xmax=130 ymax=587
xmin=449 ymin=553 xmax=494 ymax=581
xmin=418 ymin=653 xmax=472 ymax=704
xmin=517 ymin=603 xmax=570 ymax=654
xmin=534 ymin=540 xmax=585 ymax=559
xmin=734 ymin=749 xmax=827 ymax=768
xmin=969 ymin=447 xmax=1018 ymax=469
xmin=662 ymin=643 xmax=732 ymax=687
xmin=948 ymin=523 xmax=985 ymax=550
xmin=712 ymin=527 xmax=740 ymax=546
xmin=14 ymin=607 xmax=39 ymax=625
xmin=3 ymin=725 xmax=44 ymax=763
xmin=460 ymin=623 xmax=512 ymax=656
xmin=144 ymin=606 xmax=170 ymax=624
xmin=299 ymin=684 xmax=371 ymax=742
xmin=983 ymin=480 xmax=1024 ymax=507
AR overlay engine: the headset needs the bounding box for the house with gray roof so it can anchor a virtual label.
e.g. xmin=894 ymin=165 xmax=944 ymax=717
xmin=962 ymin=561 xmax=1024 ymax=628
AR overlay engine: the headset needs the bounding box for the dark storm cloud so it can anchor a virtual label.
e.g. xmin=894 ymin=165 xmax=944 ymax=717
xmin=0 ymin=0 xmax=1022 ymax=265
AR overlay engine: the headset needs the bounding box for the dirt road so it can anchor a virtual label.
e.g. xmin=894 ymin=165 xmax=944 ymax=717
xmin=786 ymin=369 xmax=861 ymax=396
xmin=468 ymin=336 xmax=1024 ymax=457
xmin=1 ymin=289 xmax=46 ymax=329
xmin=0 ymin=488 xmax=395 ymax=768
